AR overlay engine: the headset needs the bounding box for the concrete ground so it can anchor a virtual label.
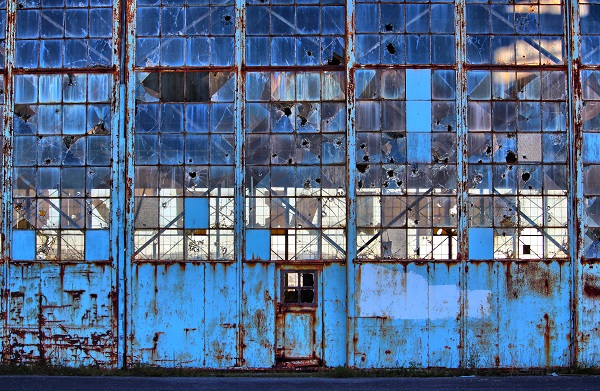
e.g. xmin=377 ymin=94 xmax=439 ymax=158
xmin=1 ymin=375 xmax=600 ymax=391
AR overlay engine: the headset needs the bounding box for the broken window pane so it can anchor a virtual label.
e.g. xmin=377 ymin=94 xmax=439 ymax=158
xmin=12 ymin=74 xmax=113 ymax=261
xmin=245 ymin=71 xmax=346 ymax=261
xmin=135 ymin=0 xmax=234 ymax=67
xmin=133 ymin=71 xmax=235 ymax=261
xmin=246 ymin=0 xmax=345 ymax=66
xmin=355 ymin=1 xmax=454 ymax=65
xmin=466 ymin=1 xmax=565 ymax=65
xmin=468 ymin=70 xmax=568 ymax=260
xmin=356 ymin=69 xmax=457 ymax=260
xmin=16 ymin=1 xmax=114 ymax=68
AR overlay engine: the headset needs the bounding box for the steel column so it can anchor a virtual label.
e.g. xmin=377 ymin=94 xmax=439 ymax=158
xmin=2 ymin=0 xmax=16 ymax=360
xmin=345 ymin=0 xmax=356 ymax=368
xmin=123 ymin=0 xmax=137 ymax=369
xmin=234 ymin=0 xmax=246 ymax=367
xmin=566 ymin=0 xmax=582 ymax=368
xmin=455 ymin=0 xmax=468 ymax=369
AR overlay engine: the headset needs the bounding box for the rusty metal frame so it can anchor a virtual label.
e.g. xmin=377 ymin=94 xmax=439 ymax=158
xmin=2 ymin=0 xmax=15 ymax=359
xmin=124 ymin=0 xmax=136 ymax=369
xmin=567 ymin=0 xmax=582 ymax=367
xmin=455 ymin=0 xmax=468 ymax=368
xmin=345 ymin=0 xmax=357 ymax=368
xmin=234 ymin=0 xmax=245 ymax=367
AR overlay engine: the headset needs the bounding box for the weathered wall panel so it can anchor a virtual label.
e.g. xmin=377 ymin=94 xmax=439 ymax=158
xmin=7 ymin=263 xmax=115 ymax=366
xmin=577 ymin=264 xmax=600 ymax=365
xmin=204 ymin=263 xmax=238 ymax=368
xmin=355 ymin=263 xmax=462 ymax=368
xmin=321 ymin=263 xmax=347 ymax=367
xmin=465 ymin=261 xmax=571 ymax=368
xmin=242 ymin=263 xmax=276 ymax=368
xmin=129 ymin=264 xmax=205 ymax=367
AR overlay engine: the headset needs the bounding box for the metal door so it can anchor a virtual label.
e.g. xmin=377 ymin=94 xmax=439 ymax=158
xmin=275 ymin=270 xmax=321 ymax=367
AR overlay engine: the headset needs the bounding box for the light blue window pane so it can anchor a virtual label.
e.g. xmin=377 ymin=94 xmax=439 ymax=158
xmin=40 ymin=40 xmax=63 ymax=68
xmin=13 ymin=230 xmax=36 ymax=261
xmin=406 ymin=35 xmax=430 ymax=64
xmin=90 ymin=8 xmax=112 ymax=37
xmin=584 ymin=133 xmax=600 ymax=164
xmin=356 ymin=34 xmax=379 ymax=64
xmin=41 ymin=10 xmax=64 ymax=38
xmin=134 ymin=134 xmax=159 ymax=164
xmin=212 ymin=37 xmax=234 ymax=66
xmin=64 ymin=74 xmax=87 ymax=103
xmin=406 ymin=69 xmax=431 ymax=101
xmin=406 ymin=133 xmax=430 ymax=163
xmin=297 ymin=6 xmax=320 ymax=35
xmin=469 ymin=228 xmax=494 ymax=260
xmin=297 ymin=37 xmax=320 ymax=66
xmin=17 ymin=10 xmax=39 ymax=38
xmin=245 ymin=230 xmax=270 ymax=260
xmin=88 ymin=136 xmax=111 ymax=165
xmin=186 ymin=134 xmax=209 ymax=164
xmin=161 ymin=104 xmax=184 ymax=133
xmin=85 ymin=230 xmax=110 ymax=260
xmin=16 ymin=41 xmax=38 ymax=68
xmin=88 ymin=104 xmax=111 ymax=132
xmin=64 ymin=105 xmax=87 ymax=134
xmin=65 ymin=40 xmax=87 ymax=68
xmin=186 ymin=104 xmax=209 ymax=132
xmin=406 ymin=101 xmax=431 ymax=132
xmin=432 ymin=35 xmax=454 ymax=64
xmin=88 ymin=74 xmax=111 ymax=102
xmin=39 ymin=75 xmax=62 ymax=103
xmin=66 ymin=9 xmax=88 ymax=38
xmin=136 ymin=38 xmax=160 ymax=67
xmin=15 ymin=75 xmax=38 ymax=103
xmin=38 ymin=105 xmax=62 ymax=134
xmin=162 ymin=7 xmax=185 ymax=35
xmin=160 ymin=134 xmax=184 ymax=164
xmin=161 ymin=38 xmax=185 ymax=66
xmin=187 ymin=37 xmax=210 ymax=66
xmin=185 ymin=198 xmax=209 ymax=229
xmin=186 ymin=7 xmax=210 ymax=35
xmin=322 ymin=6 xmax=344 ymax=35
xmin=272 ymin=37 xmax=295 ymax=66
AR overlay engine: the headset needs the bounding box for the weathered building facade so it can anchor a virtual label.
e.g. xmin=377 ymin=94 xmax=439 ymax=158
xmin=1 ymin=0 xmax=600 ymax=369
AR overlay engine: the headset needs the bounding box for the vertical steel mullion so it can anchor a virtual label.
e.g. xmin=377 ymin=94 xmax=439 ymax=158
xmin=3 ymin=0 xmax=16 ymax=359
xmin=234 ymin=0 xmax=245 ymax=367
xmin=110 ymin=0 xmax=126 ymax=369
xmin=122 ymin=0 xmax=137 ymax=370
xmin=566 ymin=0 xmax=582 ymax=368
xmin=455 ymin=0 xmax=468 ymax=369
xmin=345 ymin=0 xmax=356 ymax=368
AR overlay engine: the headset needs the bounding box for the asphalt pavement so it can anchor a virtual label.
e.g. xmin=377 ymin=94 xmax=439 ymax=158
xmin=1 ymin=375 xmax=600 ymax=391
